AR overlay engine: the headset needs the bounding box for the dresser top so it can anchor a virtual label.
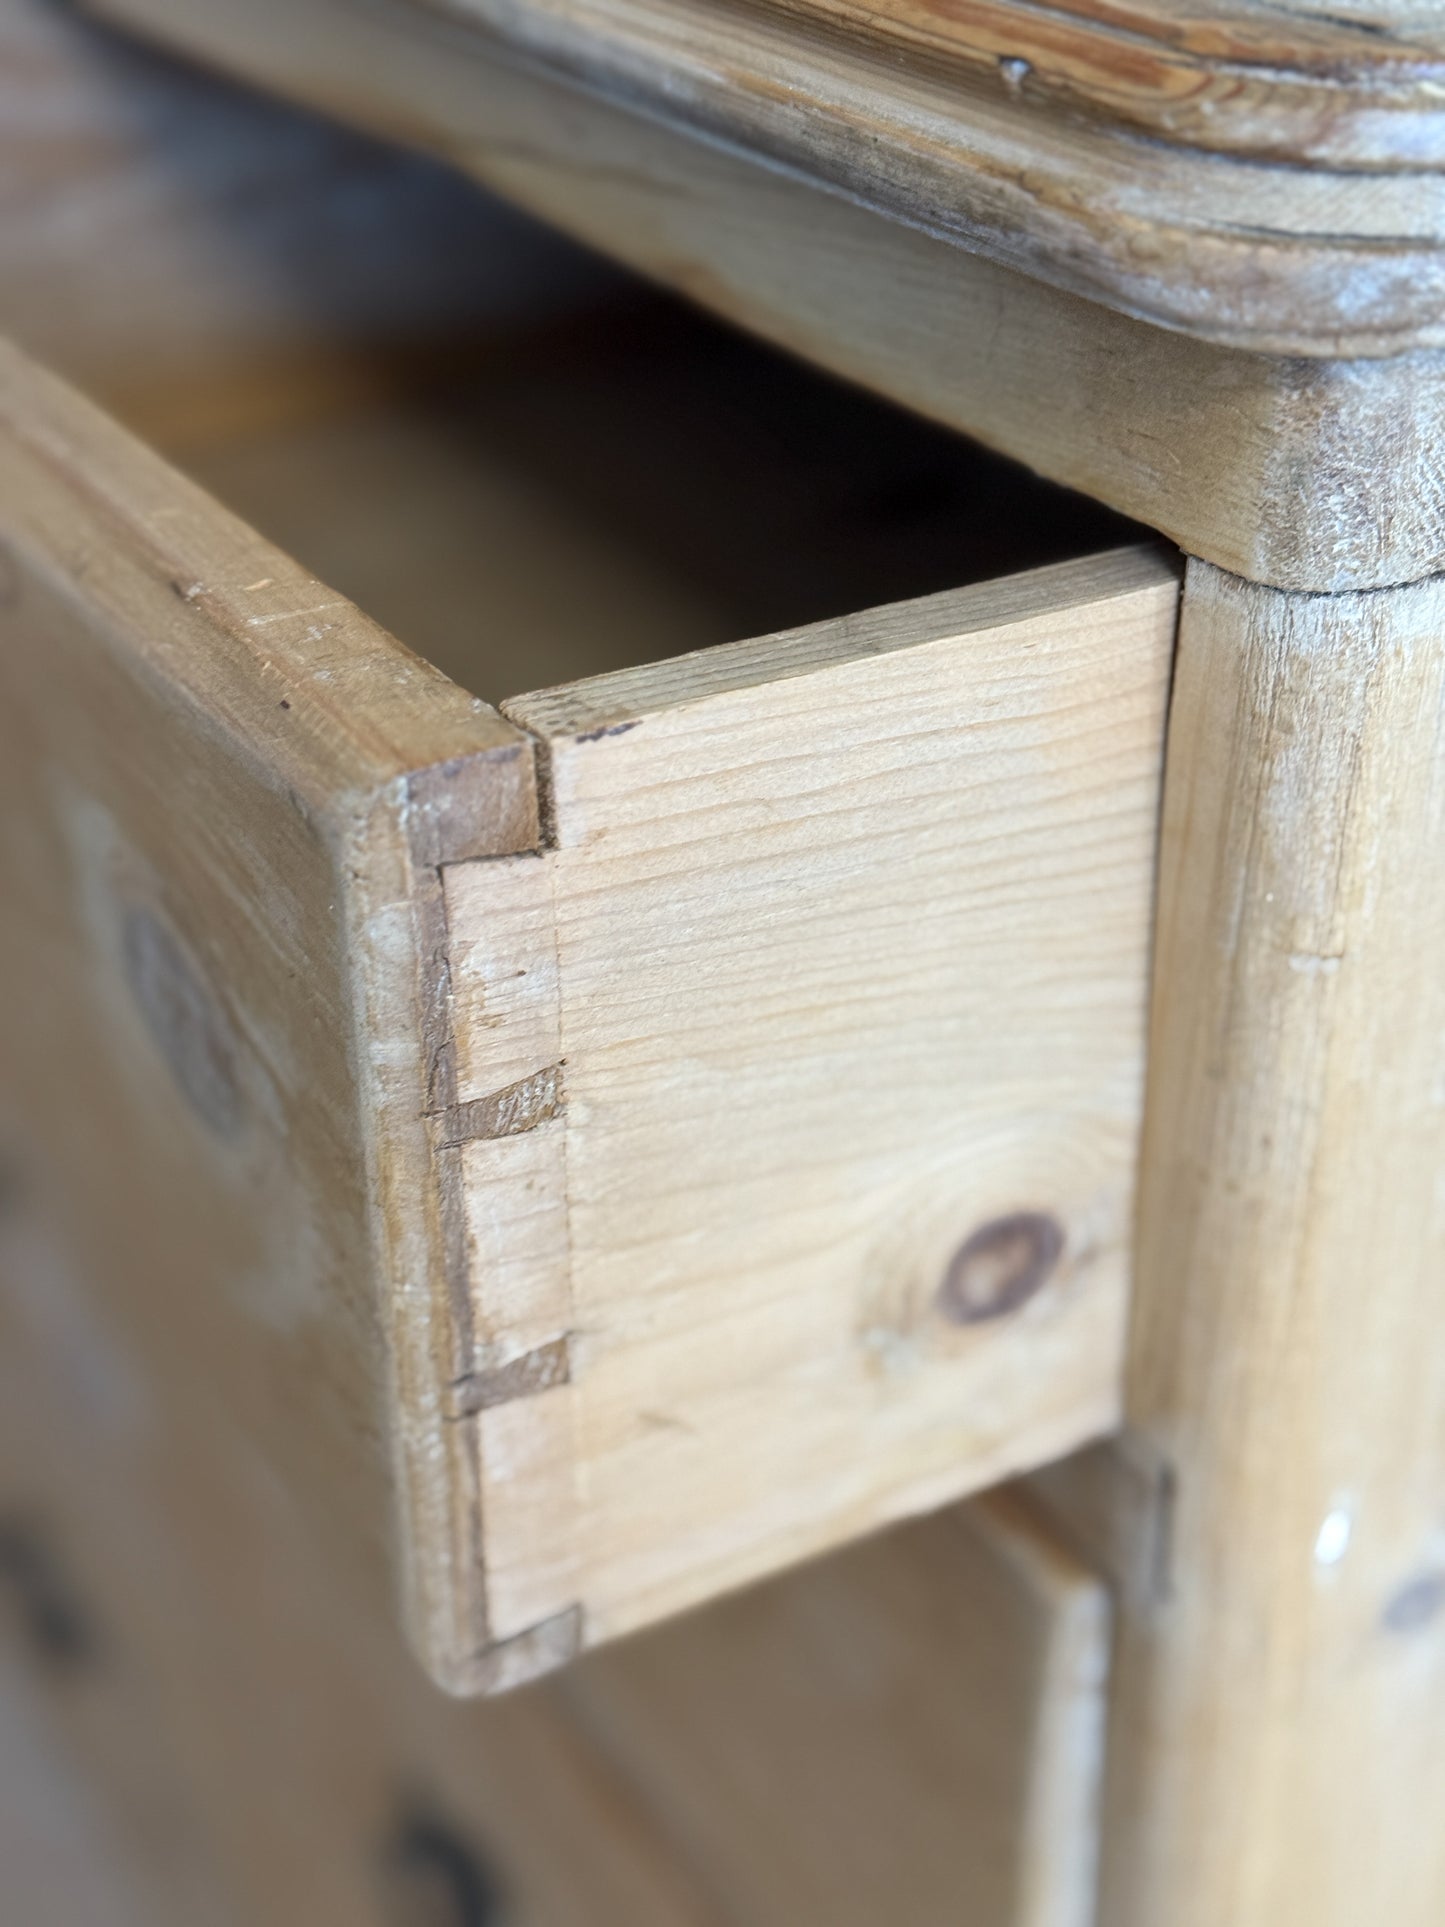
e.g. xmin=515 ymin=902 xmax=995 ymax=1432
xmin=90 ymin=0 xmax=1445 ymax=355
xmin=756 ymin=0 xmax=1445 ymax=170
xmin=421 ymin=0 xmax=1445 ymax=353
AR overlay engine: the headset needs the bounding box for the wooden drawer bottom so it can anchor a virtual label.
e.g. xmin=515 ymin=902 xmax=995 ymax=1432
xmin=0 ymin=1185 xmax=1109 ymax=1927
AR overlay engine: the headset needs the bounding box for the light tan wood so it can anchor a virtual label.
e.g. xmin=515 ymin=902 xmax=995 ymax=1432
xmin=82 ymin=0 xmax=1445 ymax=594
xmin=0 ymin=335 xmax=540 ymax=1690
xmin=0 ymin=1654 xmax=178 ymax=1927
xmin=1102 ymin=560 xmax=1445 ymax=1925
xmin=563 ymin=1490 xmax=1111 ymax=1927
xmin=0 ymin=0 xmax=623 ymax=436
xmin=87 ymin=0 xmax=1445 ymax=357
xmin=427 ymin=547 xmax=1177 ymax=1662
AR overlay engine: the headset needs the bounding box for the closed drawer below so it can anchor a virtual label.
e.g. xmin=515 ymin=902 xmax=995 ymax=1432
xmin=0 ymin=1194 xmax=1109 ymax=1927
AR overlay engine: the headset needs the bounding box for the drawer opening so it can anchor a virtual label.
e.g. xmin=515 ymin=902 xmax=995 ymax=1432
xmin=151 ymin=283 xmax=1144 ymax=705
xmin=5 ymin=7 xmax=1143 ymax=704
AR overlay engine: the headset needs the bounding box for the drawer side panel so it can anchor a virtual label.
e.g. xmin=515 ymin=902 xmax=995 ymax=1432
xmin=0 ymin=336 xmax=537 ymax=1689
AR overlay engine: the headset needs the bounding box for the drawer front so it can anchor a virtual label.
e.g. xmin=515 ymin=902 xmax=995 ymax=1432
xmin=0 ymin=335 xmax=1175 ymax=1688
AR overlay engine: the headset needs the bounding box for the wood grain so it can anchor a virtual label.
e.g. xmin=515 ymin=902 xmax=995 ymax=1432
xmin=88 ymin=0 xmax=1445 ymax=356
xmin=431 ymin=547 xmax=1178 ymax=1658
xmin=0 ymin=334 xmax=538 ymax=1690
xmin=1101 ymin=560 xmax=1445 ymax=1925
xmin=160 ymin=297 xmax=1139 ymax=696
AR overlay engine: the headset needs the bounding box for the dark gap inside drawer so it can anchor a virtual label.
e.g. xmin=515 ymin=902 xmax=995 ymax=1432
xmin=172 ymin=287 xmax=1142 ymax=703
xmin=39 ymin=32 xmax=1144 ymax=704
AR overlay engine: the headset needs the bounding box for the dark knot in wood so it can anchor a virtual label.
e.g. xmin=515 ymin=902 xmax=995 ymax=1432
xmin=938 ymin=1211 xmax=1064 ymax=1325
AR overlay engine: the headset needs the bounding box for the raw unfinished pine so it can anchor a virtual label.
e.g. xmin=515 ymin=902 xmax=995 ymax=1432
xmin=1102 ymin=562 xmax=1445 ymax=1926
xmin=85 ymin=0 xmax=1445 ymax=594
xmin=447 ymin=547 xmax=1176 ymax=1652
xmin=0 ymin=1186 xmax=714 ymax=1927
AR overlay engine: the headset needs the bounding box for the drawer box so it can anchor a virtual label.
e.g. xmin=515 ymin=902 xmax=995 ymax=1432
xmin=0 ymin=23 xmax=1177 ymax=1686
xmin=0 ymin=329 xmax=1173 ymax=1687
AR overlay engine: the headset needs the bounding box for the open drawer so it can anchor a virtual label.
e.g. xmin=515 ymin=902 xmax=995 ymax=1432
xmin=0 ymin=19 xmax=1177 ymax=1691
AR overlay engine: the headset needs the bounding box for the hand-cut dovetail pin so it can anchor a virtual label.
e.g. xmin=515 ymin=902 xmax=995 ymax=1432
xmin=938 ymin=1211 xmax=1065 ymax=1325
